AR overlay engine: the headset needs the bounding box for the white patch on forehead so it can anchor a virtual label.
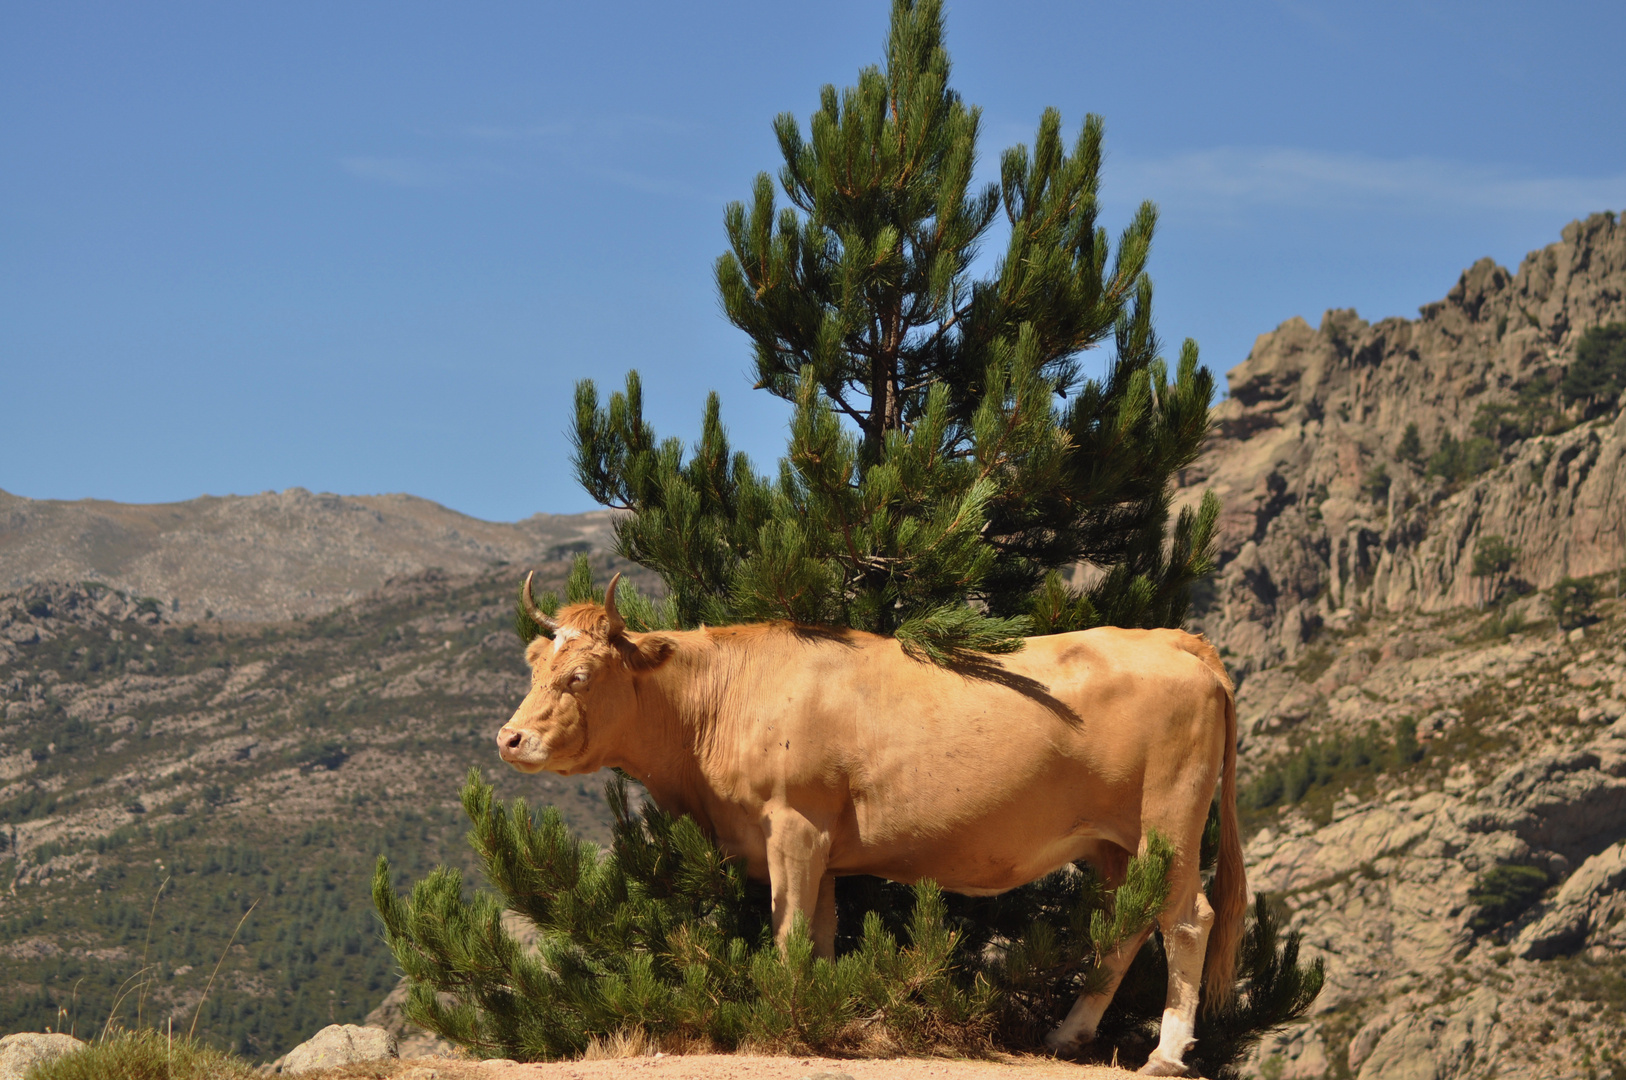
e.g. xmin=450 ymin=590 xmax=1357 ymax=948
xmin=551 ymin=628 xmax=581 ymax=655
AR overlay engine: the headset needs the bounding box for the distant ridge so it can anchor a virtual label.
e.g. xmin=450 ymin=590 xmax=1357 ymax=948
xmin=0 ymin=486 xmax=618 ymax=621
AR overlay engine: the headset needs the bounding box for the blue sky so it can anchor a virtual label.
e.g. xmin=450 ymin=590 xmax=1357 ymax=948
xmin=4 ymin=1 xmax=1623 ymax=521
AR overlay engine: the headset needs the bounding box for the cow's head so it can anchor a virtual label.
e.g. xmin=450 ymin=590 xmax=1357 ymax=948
xmin=495 ymin=572 xmax=672 ymax=775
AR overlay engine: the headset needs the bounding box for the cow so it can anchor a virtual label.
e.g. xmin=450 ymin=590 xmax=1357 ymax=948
xmin=496 ymin=572 xmax=1244 ymax=1076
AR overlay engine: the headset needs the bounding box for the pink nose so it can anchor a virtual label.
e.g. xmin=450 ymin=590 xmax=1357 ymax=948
xmin=497 ymin=728 xmax=524 ymax=755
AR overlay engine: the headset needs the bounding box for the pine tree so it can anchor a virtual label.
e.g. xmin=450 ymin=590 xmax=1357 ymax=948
xmin=572 ymin=0 xmax=1219 ymax=661
xmin=382 ymin=0 xmax=1322 ymax=1071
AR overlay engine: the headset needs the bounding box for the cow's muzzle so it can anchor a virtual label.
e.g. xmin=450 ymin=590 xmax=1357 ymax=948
xmin=496 ymin=725 xmax=545 ymax=770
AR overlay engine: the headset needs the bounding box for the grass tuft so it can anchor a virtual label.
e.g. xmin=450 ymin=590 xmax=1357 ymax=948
xmin=23 ymin=1027 xmax=259 ymax=1080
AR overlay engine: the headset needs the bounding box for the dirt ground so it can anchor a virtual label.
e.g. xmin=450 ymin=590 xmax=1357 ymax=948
xmin=300 ymin=1053 xmax=1137 ymax=1080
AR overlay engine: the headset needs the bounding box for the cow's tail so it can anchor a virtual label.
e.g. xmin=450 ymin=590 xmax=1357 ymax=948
xmin=1176 ymin=633 xmax=1245 ymax=1012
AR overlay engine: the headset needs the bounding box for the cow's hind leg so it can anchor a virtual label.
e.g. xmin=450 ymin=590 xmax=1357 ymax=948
xmin=1044 ymin=923 xmax=1153 ymax=1056
xmin=1138 ymin=888 xmax=1215 ymax=1077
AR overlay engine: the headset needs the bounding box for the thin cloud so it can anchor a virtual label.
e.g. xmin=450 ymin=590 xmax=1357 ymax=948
xmin=462 ymin=122 xmax=574 ymax=142
xmin=340 ymin=156 xmax=503 ymax=189
xmin=1115 ymin=147 xmax=1626 ymax=217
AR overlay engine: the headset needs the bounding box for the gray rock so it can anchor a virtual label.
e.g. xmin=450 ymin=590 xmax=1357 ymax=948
xmin=1466 ymin=749 xmax=1626 ymax=862
xmin=1347 ymin=1010 xmax=1397 ymax=1073
xmin=0 ymin=1032 xmax=86 ymax=1080
xmin=1515 ymin=840 xmax=1626 ymax=959
xmin=1357 ymin=988 xmax=1500 ymax=1080
xmin=1178 ymin=213 xmax=1626 ymax=674
xmin=279 ymin=1024 xmax=397 ymax=1074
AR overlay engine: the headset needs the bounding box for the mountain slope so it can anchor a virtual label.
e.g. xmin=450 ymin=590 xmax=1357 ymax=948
xmin=0 ymin=558 xmax=641 ymax=1060
xmin=0 ymin=487 xmax=616 ymax=622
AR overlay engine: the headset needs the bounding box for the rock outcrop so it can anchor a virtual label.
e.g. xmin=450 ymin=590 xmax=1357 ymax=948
xmin=1193 ymin=214 xmax=1626 ymax=1079
xmin=272 ymin=1023 xmax=396 ymax=1074
xmin=1513 ymin=839 xmax=1626 ymax=960
xmin=0 ymin=1032 xmax=85 ymax=1080
xmin=1184 ymin=212 xmax=1626 ymax=674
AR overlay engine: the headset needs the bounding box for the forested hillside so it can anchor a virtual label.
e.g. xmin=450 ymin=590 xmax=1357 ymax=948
xmin=0 ymin=560 xmax=641 ymax=1059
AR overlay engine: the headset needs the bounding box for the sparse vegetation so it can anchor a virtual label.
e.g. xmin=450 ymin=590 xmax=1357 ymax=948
xmin=1468 ymin=864 xmax=1551 ymax=934
xmin=0 ymin=564 xmax=627 ymax=1060
xmin=1243 ymin=720 xmax=1424 ymax=813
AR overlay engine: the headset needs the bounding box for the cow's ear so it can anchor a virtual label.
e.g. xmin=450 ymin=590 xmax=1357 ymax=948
xmin=619 ymin=633 xmax=676 ymax=672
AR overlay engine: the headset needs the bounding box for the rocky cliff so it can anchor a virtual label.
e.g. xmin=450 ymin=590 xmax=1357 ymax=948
xmin=1184 ymin=211 xmax=1626 ymax=674
xmin=1189 ymin=214 xmax=1626 ymax=1079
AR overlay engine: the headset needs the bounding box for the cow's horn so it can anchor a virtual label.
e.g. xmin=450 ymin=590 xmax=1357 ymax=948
xmin=603 ymin=572 xmax=625 ymax=636
xmin=521 ymin=571 xmax=558 ymax=631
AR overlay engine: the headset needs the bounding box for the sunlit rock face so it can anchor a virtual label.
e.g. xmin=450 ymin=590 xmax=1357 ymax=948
xmin=1181 ymin=212 xmax=1626 ymax=676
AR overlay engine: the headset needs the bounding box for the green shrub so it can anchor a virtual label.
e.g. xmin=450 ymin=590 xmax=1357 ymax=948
xmin=1471 ymin=375 xmax=1566 ymax=445
xmin=22 ymin=1028 xmax=258 ymax=1080
xmin=1397 ymin=423 xmax=1423 ymax=464
xmin=1472 ymin=535 xmax=1518 ymax=580
xmin=1425 ymin=432 xmax=1499 ymax=484
xmin=1486 ymin=608 xmax=1528 ymax=639
xmin=1560 ymin=323 xmax=1626 ymax=414
xmin=1471 ymin=535 xmax=1519 ymax=606
xmin=1551 ymin=576 xmax=1601 ymax=629
xmin=377 ymin=772 xmax=1319 ymax=1070
xmin=1243 ymin=720 xmax=1424 ymax=811
xmin=373 ymin=771 xmax=999 ymax=1059
xmin=1468 ymin=865 xmax=1550 ymax=934
xmin=1361 ymin=464 xmax=1391 ymax=504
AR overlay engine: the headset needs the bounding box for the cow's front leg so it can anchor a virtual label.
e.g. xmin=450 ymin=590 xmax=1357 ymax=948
xmin=763 ymin=807 xmax=833 ymax=958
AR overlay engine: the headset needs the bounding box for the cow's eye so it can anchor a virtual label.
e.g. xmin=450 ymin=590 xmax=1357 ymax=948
xmin=569 ymin=669 xmax=589 ymax=687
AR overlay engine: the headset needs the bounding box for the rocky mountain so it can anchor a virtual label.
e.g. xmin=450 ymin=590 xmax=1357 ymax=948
xmin=0 ymin=487 xmax=617 ymax=622
xmin=1185 ymin=211 xmax=1626 ymax=675
xmin=1181 ymin=212 xmax=1626 ymax=1080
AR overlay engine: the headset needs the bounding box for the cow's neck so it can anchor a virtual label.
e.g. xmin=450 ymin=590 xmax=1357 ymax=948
xmin=608 ymin=630 xmax=737 ymax=832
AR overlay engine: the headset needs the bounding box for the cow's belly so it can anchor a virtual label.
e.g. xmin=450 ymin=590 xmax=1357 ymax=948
xmin=830 ymin=762 xmax=1136 ymax=894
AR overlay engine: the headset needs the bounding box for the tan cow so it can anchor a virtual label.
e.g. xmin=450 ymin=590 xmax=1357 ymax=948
xmin=497 ymin=573 xmax=1243 ymax=1076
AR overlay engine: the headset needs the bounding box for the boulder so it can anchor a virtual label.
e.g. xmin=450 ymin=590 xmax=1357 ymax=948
xmin=0 ymin=1032 xmax=86 ymax=1080
xmin=278 ymin=1024 xmax=397 ymax=1074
